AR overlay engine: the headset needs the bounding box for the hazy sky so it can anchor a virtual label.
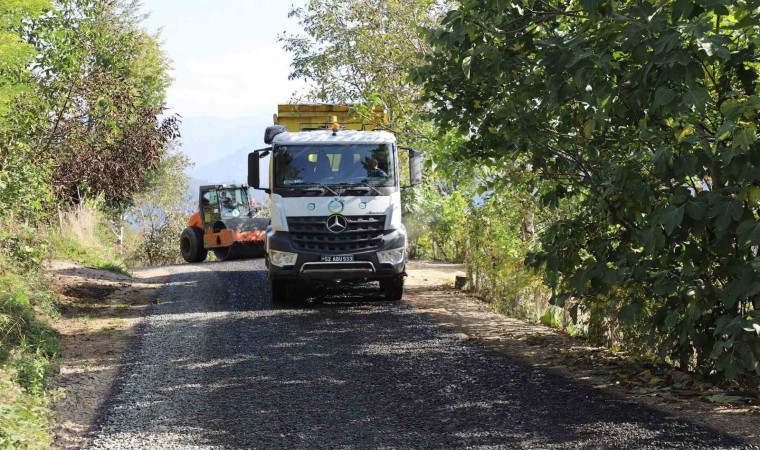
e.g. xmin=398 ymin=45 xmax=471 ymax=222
xmin=141 ymin=1 xmax=308 ymax=169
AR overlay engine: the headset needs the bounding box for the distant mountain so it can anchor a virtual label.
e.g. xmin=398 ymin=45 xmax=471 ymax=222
xmin=178 ymin=115 xmax=270 ymax=167
xmin=191 ymin=146 xmax=249 ymax=184
xmin=180 ymin=113 xmax=275 ymax=204
xmin=189 ymin=147 xmax=267 ymax=204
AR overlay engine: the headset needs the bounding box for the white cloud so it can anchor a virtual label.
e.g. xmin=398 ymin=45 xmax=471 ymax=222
xmin=166 ymin=43 xmax=306 ymax=119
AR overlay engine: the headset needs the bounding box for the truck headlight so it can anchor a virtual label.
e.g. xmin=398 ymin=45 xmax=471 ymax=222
xmin=378 ymin=247 xmax=405 ymax=265
xmin=270 ymin=250 xmax=298 ymax=267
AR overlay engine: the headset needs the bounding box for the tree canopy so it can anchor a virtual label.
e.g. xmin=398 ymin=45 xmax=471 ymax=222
xmin=415 ymin=0 xmax=760 ymax=382
xmin=280 ymin=0 xmax=449 ymax=134
xmin=0 ymin=0 xmax=181 ymax=262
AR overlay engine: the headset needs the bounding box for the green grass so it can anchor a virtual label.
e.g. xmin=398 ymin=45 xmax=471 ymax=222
xmin=0 ymin=373 xmax=52 ymax=450
xmin=49 ymin=234 xmax=131 ymax=277
xmin=539 ymin=306 xmax=583 ymax=336
xmin=0 ymin=259 xmax=59 ymax=449
xmin=1 ymin=191 xmax=130 ymax=449
xmin=96 ymin=260 xmax=131 ymax=277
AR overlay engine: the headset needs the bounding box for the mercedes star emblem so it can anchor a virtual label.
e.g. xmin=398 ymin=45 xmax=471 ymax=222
xmin=326 ymin=214 xmax=348 ymax=233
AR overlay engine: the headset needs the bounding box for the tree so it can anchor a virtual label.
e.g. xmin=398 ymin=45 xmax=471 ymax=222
xmin=280 ymin=0 xmax=449 ymax=136
xmin=0 ymin=0 xmax=53 ymax=264
xmin=25 ymin=0 xmax=179 ymax=207
xmin=0 ymin=0 xmax=49 ymax=130
xmin=128 ymin=147 xmax=193 ymax=266
xmin=416 ymin=0 xmax=760 ymax=382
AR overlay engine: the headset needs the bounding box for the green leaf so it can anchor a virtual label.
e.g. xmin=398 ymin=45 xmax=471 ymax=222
xmin=722 ymin=146 xmax=744 ymax=165
xmin=583 ymin=120 xmax=595 ymax=139
xmin=715 ymin=121 xmax=735 ymax=141
xmin=652 ymin=87 xmax=678 ymax=110
xmin=638 ymin=227 xmax=666 ymax=253
xmin=736 ymin=219 xmax=760 ymax=248
xmin=660 ymin=205 xmax=685 ymax=235
xmin=461 ymin=55 xmax=472 ymax=79
xmin=619 ymin=303 xmax=643 ymax=325
xmin=720 ymin=99 xmax=744 ymax=120
xmin=685 ymin=200 xmax=706 ymax=220
xmin=706 ymin=394 xmax=743 ymax=404
xmin=709 ymin=199 xmax=743 ymax=231
xmin=722 ymin=279 xmax=747 ymax=309
xmin=724 ymin=357 xmax=739 ymax=381
xmin=672 ymin=0 xmax=694 ymax=19
xmin=682 ymin=86 xmax=709 ymax=112
xmin=733 ymin=124 xmax=757 ymax=149
xmin=652 ymin=148 xmax=670 ymax=175
xmin=579 ymin=0 xmax=601 ymax=12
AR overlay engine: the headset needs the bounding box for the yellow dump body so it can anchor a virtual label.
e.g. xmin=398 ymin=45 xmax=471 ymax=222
xmin=275 ymin=104 xmax=387 ymax=132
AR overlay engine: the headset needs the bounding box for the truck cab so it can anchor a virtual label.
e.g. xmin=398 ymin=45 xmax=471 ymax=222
xmin=248 ymin=112 xmax=422 ymax=303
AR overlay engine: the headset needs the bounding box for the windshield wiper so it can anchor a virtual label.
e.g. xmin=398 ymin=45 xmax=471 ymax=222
xmin=300 ymin=187 xmax=326 ymax=196
xmin=295 ymin=183 xmax=338 ymax=197
xmin=332 ymin=183 xmax=384 ymax=196
xmin=312 ymin=182 xmax=339 ymax=196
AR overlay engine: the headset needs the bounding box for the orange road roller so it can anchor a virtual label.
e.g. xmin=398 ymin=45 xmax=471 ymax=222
xmin=180 ymin=185 xmax=269 ymax=263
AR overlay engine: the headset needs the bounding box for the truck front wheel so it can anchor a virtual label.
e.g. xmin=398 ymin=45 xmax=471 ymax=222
xmin=180 ymin=227 xmax=208 ymax=263
xmin=380 ymin=277 xmax=404 ymax=301
xmin=271 ymin=280 xmax=304 ymax=305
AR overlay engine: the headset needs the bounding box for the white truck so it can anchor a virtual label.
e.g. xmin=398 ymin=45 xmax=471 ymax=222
xmin=248 ymin=105 xmax=422 ymax=303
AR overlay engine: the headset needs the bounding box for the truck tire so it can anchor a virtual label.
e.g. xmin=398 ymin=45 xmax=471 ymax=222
xmin=180 ymin=227 xmax=208 ymax=263
xmin=271 ymin=279 xmax=289 ymax=304
xmin=380 ymin=277 xmax=405 ymax=301
xmin=271 ymin=279 xmax=304 ymax=305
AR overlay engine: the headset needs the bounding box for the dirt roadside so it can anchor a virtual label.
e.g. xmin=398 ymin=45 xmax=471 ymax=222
xmin=404 ymin=261 xmax=760 ymax=446
xmin=46 ymin=261 xmax=170 ymax=449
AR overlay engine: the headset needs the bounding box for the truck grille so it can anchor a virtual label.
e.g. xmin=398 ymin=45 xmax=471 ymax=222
xmin=301 ymin=262 xmax=376 ymax=275
xmin=287 ymin=215 xmax=386 ymax=253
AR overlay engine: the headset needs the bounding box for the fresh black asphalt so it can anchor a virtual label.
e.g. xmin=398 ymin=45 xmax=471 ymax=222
xmin=90 ymin=260 xmax=747 ymax=449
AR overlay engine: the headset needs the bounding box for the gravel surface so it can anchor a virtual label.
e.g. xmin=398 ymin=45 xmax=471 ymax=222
xmin=90 ymin=260 xmax=747 ymax=449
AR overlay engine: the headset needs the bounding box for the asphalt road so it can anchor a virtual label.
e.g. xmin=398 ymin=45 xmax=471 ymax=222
xmin=90 ymin=260 xmax=746 ymax=449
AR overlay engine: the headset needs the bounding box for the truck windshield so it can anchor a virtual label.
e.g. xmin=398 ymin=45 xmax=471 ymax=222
xmin=274 ymin=144 xmax=395 ymax=188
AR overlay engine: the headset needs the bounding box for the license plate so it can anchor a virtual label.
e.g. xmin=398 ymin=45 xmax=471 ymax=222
xmin=320 ymin=255 xmax=354 ymax=263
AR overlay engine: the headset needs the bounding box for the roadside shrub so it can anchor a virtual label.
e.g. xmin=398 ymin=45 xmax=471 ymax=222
xmin=0 ymin=261 xmax=59 ymax=390
xmin=417 ymin=0 xmax=760 ymax=384
xmin=125 ymin=147 xmax=193 ymax=266
xmin=0 ymin=372 xmax=51 ymax=450
xmin=49 ymin=198 xmax=130 ymax=275
xmin=0 ymin=255 xmax=57 ymax=449
xmin=0 ymin=221 xmax=48 ymax=269
xmin=127 ymin=210 xmax=188 ymax=266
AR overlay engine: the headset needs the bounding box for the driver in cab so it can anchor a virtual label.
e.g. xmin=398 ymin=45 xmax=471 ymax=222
xmin=220 ymin=191 xmax=237 ymax=211
xmin=366 ymin=158 xmax=388 ymax=178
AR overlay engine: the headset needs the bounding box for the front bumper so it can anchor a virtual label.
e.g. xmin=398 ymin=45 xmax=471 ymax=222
xmin=267 ymin=229 xmax=406 ymax=281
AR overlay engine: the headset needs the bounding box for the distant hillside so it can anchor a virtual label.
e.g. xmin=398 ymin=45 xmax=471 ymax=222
xmin=191 ymin=146 xmax=249 ymax=184
xmin=189 ymin=147 xmax=267 ymax=203
xmin=179 ymin=115 xmax=268 ymax=165
xmin=180 ymin=114 xmax=273 ymax=204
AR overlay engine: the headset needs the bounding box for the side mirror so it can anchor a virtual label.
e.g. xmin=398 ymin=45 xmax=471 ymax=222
xmin=248 ymin=148 xmax=271 ymax=193
xmin=400 ymin=147 xmax=423 ymax=189
xmin=409 ymin=150 xmax=423 ymax=186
